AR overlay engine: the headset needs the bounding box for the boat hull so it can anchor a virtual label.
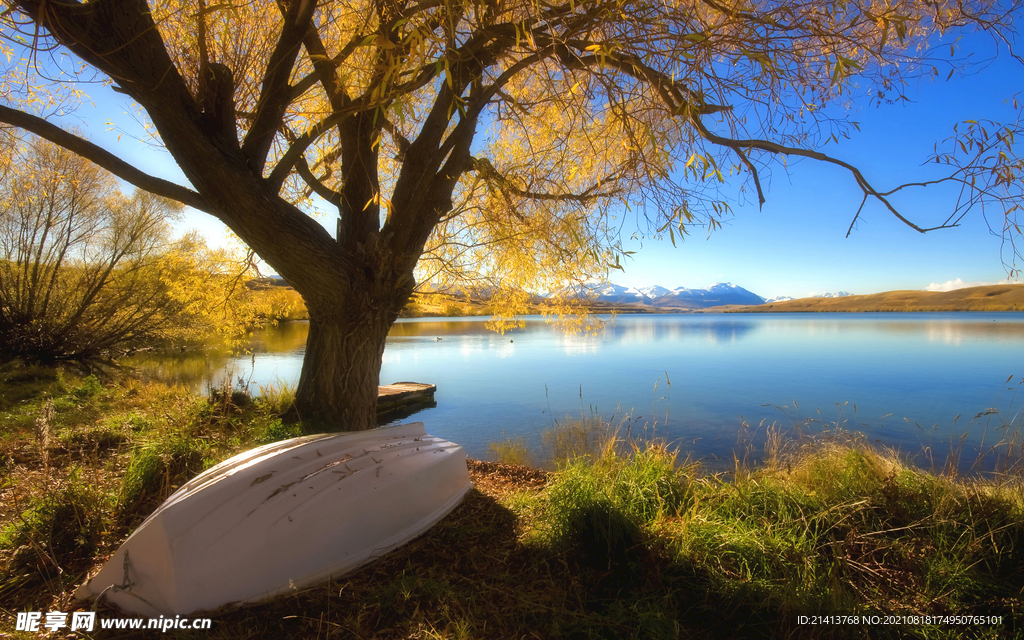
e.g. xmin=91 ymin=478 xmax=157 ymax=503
xmin=76 ymin=422 xmax=471 ymax=616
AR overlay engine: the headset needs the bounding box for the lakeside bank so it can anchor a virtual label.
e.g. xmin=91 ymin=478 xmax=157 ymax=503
xmin=1 ymin=365 xmax=1021 ymax=638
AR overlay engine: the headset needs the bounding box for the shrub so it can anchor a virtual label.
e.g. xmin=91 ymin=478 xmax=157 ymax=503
xmin=71 ymin=375 xmax=103 ymax=400
xmin=0 ymin=134 xmax=272 ymax=361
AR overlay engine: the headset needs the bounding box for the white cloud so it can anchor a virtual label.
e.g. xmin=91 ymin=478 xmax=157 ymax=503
xmin=924 ymin=278 xmax=1000 ymax=292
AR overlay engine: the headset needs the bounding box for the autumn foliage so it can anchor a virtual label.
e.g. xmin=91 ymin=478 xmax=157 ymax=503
xmin=0 ymin=134 xmax=296 ymax=361
xmin=0 ymin=0 xmax=1021 ymax=426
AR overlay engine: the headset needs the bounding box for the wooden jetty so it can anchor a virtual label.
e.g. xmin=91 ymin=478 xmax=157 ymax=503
xmin=377 ymin=382 xmax=436 ymax=422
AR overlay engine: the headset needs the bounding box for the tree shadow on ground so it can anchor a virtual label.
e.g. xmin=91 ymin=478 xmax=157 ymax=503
xmin=84 ymin=486 xmax=822 ymax=640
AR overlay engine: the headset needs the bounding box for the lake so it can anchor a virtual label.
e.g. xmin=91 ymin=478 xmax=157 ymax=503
xmin=131 ymin=313 xmax=1024 ymax=472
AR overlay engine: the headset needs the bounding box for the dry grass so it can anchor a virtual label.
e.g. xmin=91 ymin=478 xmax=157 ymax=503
xmin=3 ymin=366 xmax=1023 ymax=639
xmin=722 ymin=284 xmax=1024 ymax=313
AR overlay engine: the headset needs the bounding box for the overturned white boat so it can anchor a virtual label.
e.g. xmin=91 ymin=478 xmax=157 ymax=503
xmin=76 ymin=422 xmax=472 ymax=616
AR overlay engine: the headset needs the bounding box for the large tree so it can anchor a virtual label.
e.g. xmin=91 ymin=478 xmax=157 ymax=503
xmin=1 ymin=0 xmax=1021 ymax=429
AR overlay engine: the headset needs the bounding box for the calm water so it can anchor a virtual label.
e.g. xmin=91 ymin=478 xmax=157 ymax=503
xmin=132 ymin=313 xmax=1024 ymax=471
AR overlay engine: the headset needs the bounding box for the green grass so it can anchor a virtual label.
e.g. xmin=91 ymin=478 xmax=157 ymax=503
xmin=491 ymin=427 xmax=1024 ymax=638
xmin=1 ymin=363 xmax=1022 ymax=638
xmin=489 ymin=414 xmax=627 ymax=469
xmin=0 ymin=361 xmax=308 ymax=612
xmin=253 ymin=379 xmax=297 ymax=416
xmin=0 ymin=471 xmax=111 ymax=606
xmin=117 ymin=432 xmax=212 ymax=518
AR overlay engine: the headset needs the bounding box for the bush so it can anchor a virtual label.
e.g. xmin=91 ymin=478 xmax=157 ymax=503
xmin=71 ymin=375 xmax=103 ymax=400
xmin=0 ymin=134 xmax=270 ymax=361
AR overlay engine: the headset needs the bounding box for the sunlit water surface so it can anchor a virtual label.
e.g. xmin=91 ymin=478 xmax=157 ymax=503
xmin=129 ymin=313 xmax=1024 ymax=472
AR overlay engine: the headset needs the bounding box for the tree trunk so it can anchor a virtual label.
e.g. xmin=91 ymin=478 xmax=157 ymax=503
xmin=4 ymin=0 xmax=441 ymax=431
xmin=290 ymin=312 xmax=383 ymax=431
xmin=290 ymin=273 xmax=410 ymax=430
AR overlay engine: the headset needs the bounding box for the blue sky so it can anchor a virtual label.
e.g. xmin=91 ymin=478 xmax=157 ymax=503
xmin=50 ymin=32 xmax=1024 ymax=302
xmin=612 ymin=37 xmax=1024 ymax=299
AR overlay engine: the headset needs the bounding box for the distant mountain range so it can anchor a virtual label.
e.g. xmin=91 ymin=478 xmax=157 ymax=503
xmin=764 ymin=291 xmax=853 ymax=303
xmin=258 ymin=275 xmax=1024 ymax=313
xmin=268 ymin=274 xmax=856 ymax=311
xmin=575 ymin=282 xmax=766 ymax=309
xmin=568 ymin=283 xmax=856 ymax=310
xmin=811 ymin=291 xmax=854 ymax=299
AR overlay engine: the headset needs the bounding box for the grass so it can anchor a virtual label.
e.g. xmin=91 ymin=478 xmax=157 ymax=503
xmin=732 ymin=283 xmax=1024 ymax=313
xmin=0 ymin=471 xmax=109 ymax=605
xmin=117 ymin=432 xmax=210 ymax=517
xmin=489 ymin=413 xmax=635 ymax=469
xmin=0 ymin=361 xmax=303 ymax=612
xmin=1 ymin=362 xmax=1022 ymax=638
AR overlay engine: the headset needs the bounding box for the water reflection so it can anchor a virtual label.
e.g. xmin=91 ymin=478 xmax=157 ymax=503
xmin=122 ymin=349 xmax=231 ymax=388
xmin=584 ymin=316 xmax=759 ymax=345
xmin=390 ymin=318 xmax=507 ymax=337
xmin=252 ymin=321 xmax=311 ymax=353
xmin=559 ymin=333 xmax=599 ymax=356
xmin=124 ymin=312 xmax=1024 ymax=472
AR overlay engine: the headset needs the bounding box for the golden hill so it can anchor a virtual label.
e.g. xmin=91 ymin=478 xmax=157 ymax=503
xmin=722 ymin=284 xmax=1024 ymax=313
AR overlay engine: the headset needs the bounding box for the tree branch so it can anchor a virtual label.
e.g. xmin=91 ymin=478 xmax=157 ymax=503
xmin=288 ymin=32 xmax=363 ymax=101
xmin=241 ymin=0 xmax=319 ymax=174
xmin=380 ymin=117 xmax=412 ymax=158
xmin=556 ymin=41 xmax=950 ymax=235
xmin=469 ymin=157 xmax=620 ymax=203
xmin=295 ymin=155 xmax=343 ymax=206
xmin=0 ymin=105 xmax=212 ymax=213
xmin=687 ymin=115 xmax=938 ymax=234
xmin=302 ymin=23 xmax=356 ymax=111
xmin=267 ymin=110 xmax=355 ymax=192
xmin=13 ymin=0 xmax=200 ymax=114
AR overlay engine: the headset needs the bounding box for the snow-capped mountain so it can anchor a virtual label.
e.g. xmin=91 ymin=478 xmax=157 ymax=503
xmin=569 ymin=282 xmax=766 ymax=309
xmin=654 ymin=283 xmax=766 ymax=308
xmin=636 ymin=285 xmax=672 ymax=299
xmin=585 ymin=283 xmax=648 ymax=304
xmin=812 ymin=291 xmax=853 ymax=298
xmin=764 ymin=295 xmax=794 ymax=303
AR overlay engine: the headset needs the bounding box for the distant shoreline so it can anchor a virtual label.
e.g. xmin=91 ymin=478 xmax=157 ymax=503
xmin=267 ymin=283 xmax=1024 ymax=319
xmin=708 ymin=283 xmax=1024 ymax=314
xmin=569 ymin=283 xmax=1024 ymax=314
xmin=527 ymin=283 xmax=1024 ymax=315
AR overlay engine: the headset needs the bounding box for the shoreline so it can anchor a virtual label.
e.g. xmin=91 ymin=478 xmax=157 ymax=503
xmin=2 ymin=367 xmax=1022 ymax=638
